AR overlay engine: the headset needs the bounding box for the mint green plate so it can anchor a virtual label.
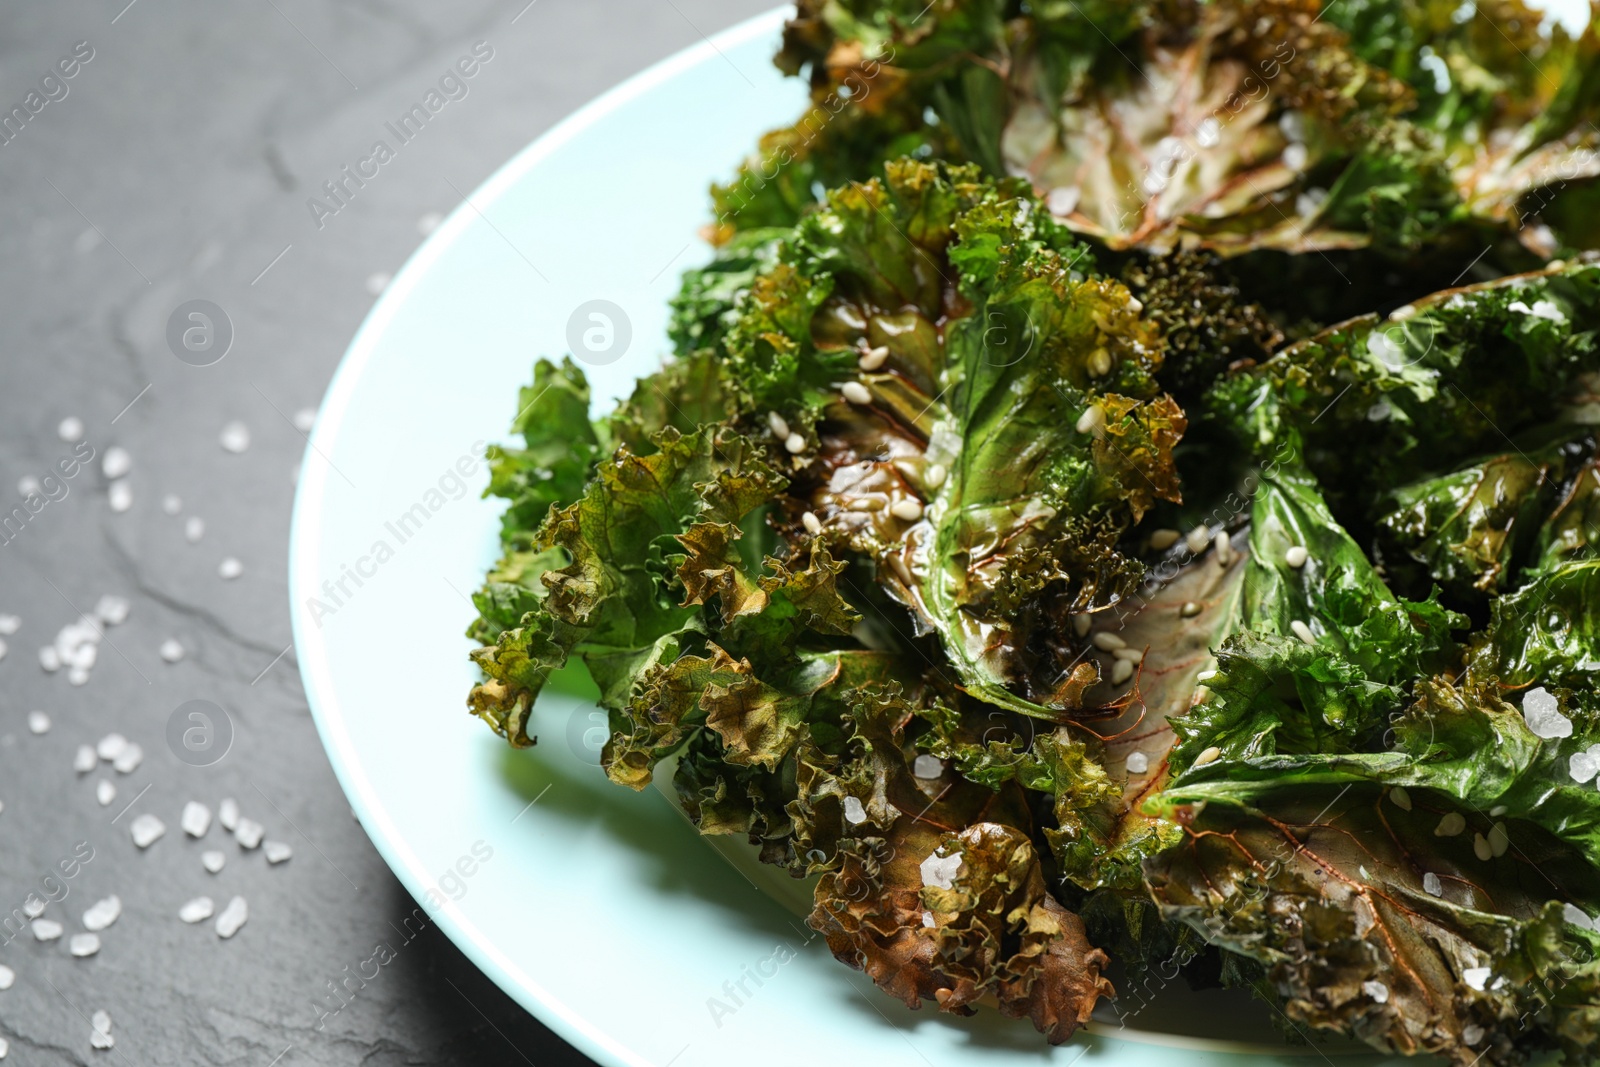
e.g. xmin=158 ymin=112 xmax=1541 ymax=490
xmin=289 ymin=9 xmax=1444 ymax=1065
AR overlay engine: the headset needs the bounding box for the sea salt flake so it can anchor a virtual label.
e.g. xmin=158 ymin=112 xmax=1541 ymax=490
xmin=90 ymin=1031 xmax=114 ymax=1050
xmin=263 ymin=840 xmax=292 ymax=865
xmin=96 ymin=780 xmax=115 ymax=806
xmin=74 ymin=745 xmax=97 ymax=773
xmin=178 ymin=897 xmax=214 ymax=923
xmin=201 ymin=850 xmax=226 ymax=874
xmin=32 ymin=918 xmax=63 ymax=941
xmin=1571 ymin=746 xmax=1600 ymax=783
xmin=27 ymin=711 xmax=50 ymax=735
xmin=1463 ymin=966 xmax=1492 ymax=990
xmin=215 ymin=896 xmax=248 ymax=938
xmin=1362 ymin=980 xmax=1389 ymax=1004
xmin=1423 ymin=872 xmax=1443 ymax=896
xmin=130 ymin=813 xmax=165 ymax=849
xmin=96 ymin=733 xmax=127 ymax=760
xmin=112 ymin=743 xmax=143 ymax=774
xmin=234 ymin=818 xmax=264 ymax=849
xmin=69 ymin=933 xmax=100 ymax=958
xmin=92 ymin=1009 xmax=111 ymax=1034
xmin=181 ymin=801 xmax=211 ymax=838
xmin=23 ymin=897 xmax=45 ymax=918
xmin=1523 ymin=686 xmax=1572 ymax=738
xmin=218 ymin=797 xmax=239 ymax=831
xmin=82 ymin=896 xmax=121 ymax=932
xmin=1462 ymin=1024 xmax=1485 ymax=1046
xmin=920 ymin=850 xmax=962 ymax=890
xmin=1126 ymin=751 xmax=1150 ymax=775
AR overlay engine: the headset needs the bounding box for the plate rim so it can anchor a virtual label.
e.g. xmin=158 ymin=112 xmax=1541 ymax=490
xmin=288 ymin=10 xmax=790 ymax=1067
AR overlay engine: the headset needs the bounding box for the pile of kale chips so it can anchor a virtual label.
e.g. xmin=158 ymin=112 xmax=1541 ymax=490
xmin=466 ymin=2 xmax=1600 ymax=1062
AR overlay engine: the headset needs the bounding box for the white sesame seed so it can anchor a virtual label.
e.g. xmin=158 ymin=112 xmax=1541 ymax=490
xmin=32 ymin=918 xmax=63 ymax=941
xmin=108 ymin=480 xmax=132 ymax=513
xmin=179 ymin=897 xmax=214 ymax=924
xmin=1185 ymin=525 xmax=1210 ymax=555
xmin=1092 ymin=632 xmax=1126 ymax=651
xmin=234 ymin=818 xmax=264 ymax=850
xmin=1290 ymin=620 xmax=1316 ymax=645
xmin=1149 ymin=528 xmax=1180 ymax=550
xmin=784 ymin=432 xmax=806 ymax=454
xmin=1111 ymin=658 xmax=1134 ymax=685
xmin=849 ymin=498 xmax=882 ymax=511
xmin=841 ymin=381 xmax=872 ymax=405
xmin=159 ymin=639 xmax=185 ymax=663
xmin=1285 ymin=545 xmax=1308 ymax=569
xmin=1490 ymin=805 xmax=1507 ymax=817
xmin=102 ymin=447 xmax=131 ymax=480
xmin=1112 ymin=647 xmax=1144 ymax=664
xmin=1489 ymin=821 xmax=1509 ymax=856
xmin=112 ymin=743 xmax=143 ymax=775
xmin=218 ymin=797 xmax=239 ymax=831
xmin=858 ymin=346 xmax=889 ymax=371
xmin=74 ymin=745 xmax=97 ymax=773
xmin=1214 ymin=531 xmax=1231 ymax=565
xmin=27 ymin=711 xmax=50 ymax=735
xmin=96 ymin=780 xmax=115 ymax=806
xmin=219 ymin=421 xmax=250 ymax=454
xmin=1473 ymin=833 xmax=1492 ymax=861
xmin=201 ymin=850 xmax=226 ymax=874
xmin=58 ymin=417 xmax=84 ymax=443
xmin=767 ymin=411 xmax=789 ymax=439
xmin=1126 ymin=751 xmax=1150 ymax=774
xmin=1180 ymin=601 xmax=1202 ymax=618
xmin=1075 ymin=404 xmax=1105 ymax=436
xmin=182 ymin=801 xmax=211 ymax=838
xmin=890 ymin=499 xmax=924 ymax=521
xmin=1071 ymin=614 xmax=1091 ymax=637
xmin=1194 ymin=746 xmax=1222 ymax=767
xmin=82 ymin=896 xmax=121 ymax=932
xmin=69 ymin=933 xmax=100 ymax=958
xmin=1435 ymin=811 xmax=1466 ymax=837
xmin=924 ymin=462 xmax=948 ymax=489
xmin=215 ymin=896 xmax=248 ymax=939
xmin=218 ymin=557 xmax=243 ymax=580
xmin=1196 ymin=669 xmax=1220 ymax=683
xmin=130 ymin=813 xmax=165 ymax=848
xmin=1087 ymin=348 xmax=1112 ymax=377
xmin=801 ymin=511 xmax=823 ymax=535
xmin=184 ymin=516 xmax=205 ymax=543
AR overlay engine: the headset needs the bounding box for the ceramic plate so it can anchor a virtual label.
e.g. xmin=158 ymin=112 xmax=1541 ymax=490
xmin=290 ymin=9 xmax=1436 ymax=1065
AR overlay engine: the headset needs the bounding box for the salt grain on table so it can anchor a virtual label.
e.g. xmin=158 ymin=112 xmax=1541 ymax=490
xmin=32 ymin=918 xmax=63 ymax=941
xmin=234 ymin=818 xmax=264 ymax=849
xmin=112 ymin=743 xmax=143 ymax=774
xmin=215 ymin=896 xmax=247 ymax=938
xmin=0 ymin=615 xmax=18 ymax=635
xmin=218 ymin=797 xmax=239 ymax=831
xmin=219 ymin=421 xmax=250 ymax=454
xmin=102 ymin=447 xmax=131 ymax=479
xmin=178 ymin=897 xmax=214 ymax=923
xmin=218 ymin=557 xmax=243 ymax=580
xmin=108 ymin=480 xmax=132 ymax=513
xmin=27 ymin=711 xmax=49 ymax=735
xmin=17 ymin=476 xmax=40 ymax=497
xmin=69 ymin=933 xmax=100 ymax=958
xmin=67 ymin=666 xmax=89 ymax=686
xmin=159 ymin=639 xmax=185 ymax=663
xmin=293 ymin=407 xmax=316 ymax=432
xmin=96 ymin=780 xmax=115 ymax=806
xmin=74 ymin=745 xmax=96 ymax=773
xmin=94 ymin=596 xmax=129 ymax=626
xmin=96 ymin=733 xmax=127 ymax=760
xmin=201 ymin=850 xmax=226 ymax=874
xmin=39 ymin=645 xmax=60 ymax=671
xmin=130 ymin=813 xmax=165 ymax=848
xmin=181 ymin=801 xmax=211 ymax=838
xmin=161 ymin=494 xmax=182 ymax=515
xmin=91 ymin=1031 xmax=114 ymax=1051
xmin=92 ymin=1010 xmax=111 ymax=1035
xmin=82 ymin=896 xmax=121 ymax=931
xmin=263 ymin=840 xmax=292 ymax=865
xmin=23 ymin=898 xmax=44 ymax=918
xmin=184 ymin=516 xmax=205 ymax=543
xmin=0 ymin=638 xmax=6 ymax=662
xmin=58 ymin=416 xmax=84 ymax=442
xmin=0 ymin=964 xmax=12 ymax=989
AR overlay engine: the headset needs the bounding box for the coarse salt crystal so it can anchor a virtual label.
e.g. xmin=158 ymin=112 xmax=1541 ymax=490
xmin=58 ymin=416 xmax=84 ymax=442
xmin=39 ymin=646 xmax=61 ymax=672
xmin=1462 ymin=966 xmax=1491 ymax=991
xmin=28 ymin=711 xmax=50 ymax=735
xmin=179 ymin=897 xmax=214 ymax=923
xmin=801 ymin=511 xmax=823 ymax=536
xmin=82 ymin=896 xmax=121 ymax=932
xmin=912 ymin=755 xmax=943 ymax=779
xmin=32 ymin=918 xmax=63 ymax=941
xmin=96 ymin=780 xmax=115 ymax=806
xmin=920 ymin=851 xmax=962 ymax=890
xmin=1423 ymin=871 xmax=1442 ymax=896
xmin=112 ymin=743 xmax=143 ymax=774
xmin=234 ymin=818 xmax=264 ymax=850
xmin=182 ymin=801 xmax=211 ymax=838
xmin=67 ymin=666 xmax=89 ymax=686
xmin=264 ymin=840 xmax=293 ymax=865
xmin=1362 ymin=980 xmax=1389 ymax=1004
xmin=921 ymin=910 xmax=935 ymax=928
xmin=219 ymin=421 xmax=250 ymax=454
xmin=96 ymin=733 xmax=127 ymax=760
xmin=130 ymin=813 xmax=165 ymax=849
xmin=161 ymin=494 xmax=182 ymax=515
xmin=0 ymin=615 xmax=18 ymax=635
xmin=0 ymin=964 xmax=12 ymax=989
xmin=23 ymin=898 xmax=44 ymax=918
xmin=69 ymin=933 xmax=100 ymax=958
xmin=91 ymin=1030 xmax=114 ymax=1051
xmin=158 ymin=639 xmax=185 ymax=663
xmin=1462 ymin=1024 xmax=1485 ymax=1046
xmin=92 ymin=1010 xmax=111 ymax=1035
xmin=74 ymin=745 xmax=97 ymax=773
xmin=218 ymin=798 xmax=239 ymax=831
xmin=215 ymin=896 xmax=248 ymax=939
xmin=1571 ymin=744 xmax=1600 ymax=783
xmin=1523 ymin=687 xmax=1572 ymax=739
xmin=102 ymin=447 xmax=131 ymax=479
xmin=201 ymin=850 xmax=226 ymax=874
xmin=842 ymin=797 xmax=867 ymax=825
xmin=108 ymin=480 xmax=132 ymax=513
xmin=1564 ymin=903 xmax=1595 ymax=930
xmin=218 ymin=557 xmax=243 ymax=580
xmin=1126 ymin=751 xmax=1150 ymax=774
xmin=94 ymin=596 xmax=129 ymax=626
xmin=184 ymin=516 xmax=205 ymax=543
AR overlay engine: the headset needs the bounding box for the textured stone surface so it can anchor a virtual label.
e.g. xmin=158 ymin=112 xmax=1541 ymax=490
xmin=0 ymin=1 xmax=774 ymax=1062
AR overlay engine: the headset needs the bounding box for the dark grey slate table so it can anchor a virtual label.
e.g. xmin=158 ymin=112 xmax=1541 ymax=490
xmin=0 ymin=2 xmax=774 ymax=1062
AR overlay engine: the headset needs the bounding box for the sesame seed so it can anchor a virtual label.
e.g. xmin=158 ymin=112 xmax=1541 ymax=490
xmin=890 ymin=499 xmax=924 ymax=521
xmin=801 ymin=511 xmax=823 ymax=535
xmin=1473 ymin=833 xmax=1492 ymax=861
xmin=1488 ymin=821 xmax=1509 ymax=857
xmin=39 ymin=646 xmax=61 ymax=672
xmin=767 ymin=411 xmax=789 ymax=439
xmin=1149 ymin=528 xmax=1180 ymax=550
xmin=924 ymin=463 xmax=948 ymax=489
xmin=1196 ymin=669 xmax=1220 ymax=683
xmin=1087 ymin=348 xmax=1112 ymax=377
xmin=1390 ymin=786 xmax=1412 ymax=810
xmin=842 ymin=796 xmax=867 ymax=825
xmin=1285 ymin=545 xmax=1308 ymax=569
xmin=784 ymin=432 xmax=806 ymax=454
xmin=1185 ymin=525 xmax=1210 ymax=555
xmin=858 ymin=346 xmax=889 ymax=371
xmin=0 ymin=964 xmax=12 ymax=990
xmin=1290 ymin=620 xmax=1316 ymax=645
xmin=1194 ymin=746 xmax=1222 ymax=767
xmin=1110 ymin=658 xmax=1134 ymax=685
xmin=1112 ymin=647 xmax=1144 ymax=664
xmin=1214 ymin=531 xmax=1231 ymax=565
xmin=1092 ymin=632 xmax=1126 ymax=651
xmin=1071 ymin=614 xmax=1091 ymax=637
xmin=27 ymin=711 xmax=50 ymax=735
xmin=1180 ymin=601 xmax=1201 ymax=617
xmin=0 ymin=615 xmax=17 ymax=635
xmin=849 ymin=498 xmax=881 ymax=511
xmin=1435 ymin=811 xmax=1466 ymax=837
xmin=96 ymin=733 xmax=127 ymax=760
xmin=841 ymin=381 xmax=872 ymax=405
xmin=1075 ymin=404 xmax=1105 ymax=436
